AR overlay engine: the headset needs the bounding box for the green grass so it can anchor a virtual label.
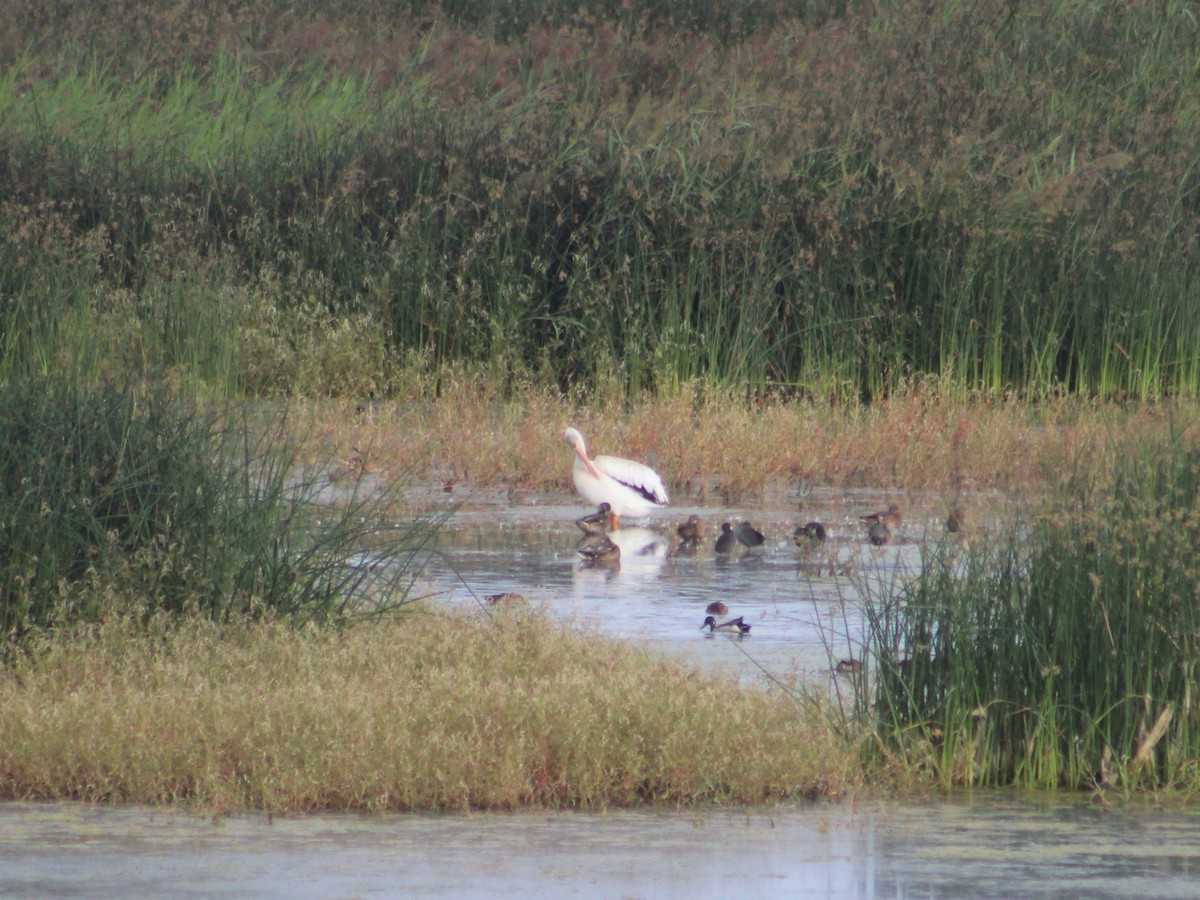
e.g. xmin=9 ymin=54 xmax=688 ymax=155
xmin=1 ymin=1 xmax=1199 ymax=402
xmin=0 ymin=374 xmax=428 ymax=644
xmin=861 ymin=417 xmax=1200 ymax=791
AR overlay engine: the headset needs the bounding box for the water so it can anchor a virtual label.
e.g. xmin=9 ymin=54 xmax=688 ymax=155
xmin=404 ymin=486 xmax=952 ymax=682
xmin=4 ymin=793 xmax=1199 ymax=898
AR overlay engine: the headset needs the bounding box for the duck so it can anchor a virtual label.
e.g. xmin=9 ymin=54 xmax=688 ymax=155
xmin=714 ymin=522 xmax=738 ymax=554
xmin=700 ymin=615 xmax=751 ymax=635
xmin=485 ymin=592 xmax=530 ymax=609
xmin=705 ymin=600 xmax=729 ymax=616
xmin=564 ymin=427 xmax=669 ymax=529
xmin=946 ymin=506 xmax=965 ymax=533
xmin=735 ymin=521 xmax=766 ymax=548
xmin=868 ymin=521 xmax=892 ymax=546
xmin=860 ymin=503 xmax=902 ymax=530
xmin=575 ymin=502 xmax=613 ymax=534
xmin=576 ymin=533 xmax=621 ymax=566
xmin=794 ymin=521 xmax=827 ymax=544
xmin=676 ymin=514 xmax=703 ymax=543
xmin=835 ymin=658 xmax=862 ymax=675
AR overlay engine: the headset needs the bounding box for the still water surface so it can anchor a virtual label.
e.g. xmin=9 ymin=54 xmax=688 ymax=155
xmin=415 ymin=486 xmax=944 ymax=682
xmin=4 ymin=794 xmax=1199 ymax=898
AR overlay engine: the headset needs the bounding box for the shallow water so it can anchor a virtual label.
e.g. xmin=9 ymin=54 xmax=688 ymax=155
xmin=402 ymin=486 xmax=963 ymax=683
xmin=5 ymin=793 xmax=1199 ymax=898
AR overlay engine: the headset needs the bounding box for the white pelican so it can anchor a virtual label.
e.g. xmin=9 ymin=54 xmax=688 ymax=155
xmin=563 ymin=427 xmax=668 ymax=529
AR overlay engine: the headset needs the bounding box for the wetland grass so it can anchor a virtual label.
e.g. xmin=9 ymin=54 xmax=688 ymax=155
xmin=862 ymin=424 xmax=1200 ymax=792
xmin=3 ymin=2 xmax=1200 ymax=401
xmin=0 ymin=610 xmax=856 ymax=812
xmin=292 ymin=378 xmax=1200 ymax=500
xmin=6 ymin=0 xmax=1200 ymax=808
xmin=0 ymin=375 xmax=427 ymax=644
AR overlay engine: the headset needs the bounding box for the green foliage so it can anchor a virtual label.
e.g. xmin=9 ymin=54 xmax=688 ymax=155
xmin=863 ymin=421 xmax=1200 ymax=790
xmin=0 ymin=375 xmax=423 ymax=643
xmin=1 ymin=1 xmax=1199 ymax=401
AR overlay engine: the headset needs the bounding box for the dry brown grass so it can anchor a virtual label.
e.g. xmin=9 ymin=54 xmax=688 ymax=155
xmin=0 ymin=608 xmax=857 ymax=812
xmin=293 ymin=379 xmax=1200 ymax=501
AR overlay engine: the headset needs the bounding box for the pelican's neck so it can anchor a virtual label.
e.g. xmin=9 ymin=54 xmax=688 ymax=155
xmin=575 ymin=445 xmax=603 ymax=481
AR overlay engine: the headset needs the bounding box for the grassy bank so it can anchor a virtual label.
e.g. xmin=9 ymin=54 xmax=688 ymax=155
xmin=4 ymin=0 xmax=1200 ymax=808
xmin=0 ymin=611 xmax=856 ymax=812
xmin=2 ymin=1 xmax=1199 ymax=400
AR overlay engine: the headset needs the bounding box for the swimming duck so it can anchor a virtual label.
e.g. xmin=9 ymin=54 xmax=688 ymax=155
xmin=575 ymin=502 xmax=613 ymax=534
xmin=564 ymin=427 xmax=669 ymax=529
xmin=714 ymin=522 xmax=738 ymax=554
xmin=861 ymin=503 xmax=902 ymax=530
xmin=946 ymin=506 xmax=965 ymax=533
xmin=576 ymin=533 xmax=621 ymax=566
xmin=794 ymin=521 xmax=827 ymax=544
xmin=705 ymin=600 xmax=729 ymax=616
xmin=735 ymin=521 xmax=766 ymax=548
xmin=700 ymin=615 xmax=751 ymax=635
xmin=868 ymin=521 xmax=891 ymax=546
xmin=676 ymin=514 xmax=703 ymax=543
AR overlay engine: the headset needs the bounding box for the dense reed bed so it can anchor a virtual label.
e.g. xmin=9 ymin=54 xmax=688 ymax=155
xmin=3 ymin=1 xmax=1199 ymax=401
xmin=0 ymin=374 xmax=426 ymax=645
xmin=0 ymin=611 xmax=855 ymax=811
xmin=5 ymin=0 xmax=1200 ymax=807
xmin=862 ymin=422 xmax=1200 ymax=791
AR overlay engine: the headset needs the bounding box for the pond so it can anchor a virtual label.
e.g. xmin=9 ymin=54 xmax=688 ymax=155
xmin=407 ymin=485 xmax=964 ymax=683
xmin=4 ymin=793 xmax=1199 ymax=897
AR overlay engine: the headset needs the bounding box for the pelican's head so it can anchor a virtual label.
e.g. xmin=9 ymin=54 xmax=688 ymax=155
xmin=563 ymin=426 xmax=584 ymax=451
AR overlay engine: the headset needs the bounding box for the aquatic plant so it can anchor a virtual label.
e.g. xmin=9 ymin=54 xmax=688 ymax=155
xmin=0 ymin=374 xmax=425 ymax=644
xmin=1 ymin=1 xmax=1199 ymax=401
xmin=862 ymin=419 xmax=1200 ymax=790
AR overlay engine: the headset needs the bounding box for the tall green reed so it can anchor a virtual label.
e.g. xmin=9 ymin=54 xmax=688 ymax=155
xmin=2 ymin=2 xmax=1200 ymax=402
xmin=862 ymin=421 xmax=1200 ymax=789
xmin=0 ymin=374 xmax=427 ymax=646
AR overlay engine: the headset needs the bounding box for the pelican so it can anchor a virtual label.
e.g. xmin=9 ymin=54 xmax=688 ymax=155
xmin=564 ymin=427 xmax=669 ymax=529
xmin=701 ymin=615 xmax=751 ymax=635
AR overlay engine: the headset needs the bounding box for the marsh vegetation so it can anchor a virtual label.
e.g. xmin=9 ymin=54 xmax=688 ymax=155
xmin=3 ymin=0 xmax=1199 ymax=400
xmin=3 ymin=0 xmax=1200 ymax=809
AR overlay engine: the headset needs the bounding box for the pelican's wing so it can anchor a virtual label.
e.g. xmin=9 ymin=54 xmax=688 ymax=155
xmin=594 ymin=454 xmax=669 ymax=505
